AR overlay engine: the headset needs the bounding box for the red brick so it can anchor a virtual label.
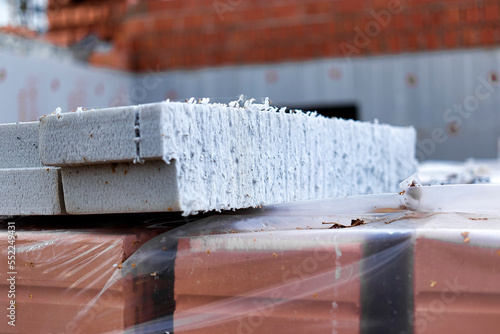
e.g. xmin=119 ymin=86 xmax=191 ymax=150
xmin=445 ymin=8 xmax=460 ymax=24
xmin=122 ymin=19 xmax=147 ymax=36
xmin=153 ymin=17 xmax=173 ymax=31
xmin=321 ymin=41 xmax=335 ymax=57
xmin=429 ymin=11 xmax=443 ymax=27
xmin=184 ymin=15 xmax=205 ymax=29
xmin=406 ymin=33 xmax=419 ymax=51
xmin=425 ymin=32 xmax=440 ymax=50
xmin=371 ymin=0 xmax=390 ymax=10
xmin=463 ymin=29 xmax=477 ymax=46
xmin=484 ymin=4 xmax=499 ymax=21
xmin=174 ymin=236 xmax=362 ymax=334
xmin=341 ymin=16 xmax=358 ymax=36
xmin=48 ymin=10 xmax=64 ymax=29
xmin=480 ymin=27 xmax=495 ymax=45
xmin=306 ymin=1 xmax=333 ymax=15
xmin=334 ymin=0 xmax=365 ymax=14
xmin=273 ymin=5 xmax=299 ymax=19
xmin=393 ymin=14 xmax=406 ymax=30
xmin=0 ymin=227 xmax=166 ymax=333
xmin=386 ymin=35 xmax=401 ymax=53
xmin=465 ymin=7 xmax=480 ymax=23
xmin=42 ymin=0 xmax=500 ymax=71
xmin=443 ymin=31 xmax=457 ymax=48
xmin=146 ymin=0 xmax=179 ymax=12
xmin=414 ymin=238 xmax=500 ymax=334
xmin=412 ymin=13 xmax=425 ymax=28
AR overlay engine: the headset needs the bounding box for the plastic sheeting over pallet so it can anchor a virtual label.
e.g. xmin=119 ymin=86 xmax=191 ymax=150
xmin=1 ymin=183 xmax=499 ymax=333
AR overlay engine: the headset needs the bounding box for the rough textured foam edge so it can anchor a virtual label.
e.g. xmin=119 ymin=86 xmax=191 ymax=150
xmin=39 ymin=98 xmax=417 ymax=215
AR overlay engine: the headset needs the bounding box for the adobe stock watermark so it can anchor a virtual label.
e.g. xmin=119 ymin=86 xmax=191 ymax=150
xmin=213 ymin=0 xmax=243 ymax=20
xmin=399 ymin=277 xmax=467 ymax=334
xmin=416 ymin=75 xmax=496 ymax=160
xmin=340 ymin=0 xmax=404 ymax=59
xmin=6 ymin=222 xmax=17 ymax=328
xmin=111 ymin=65 xmax=164 ymax=107
xmin=236 ymin=238 xmax=353 ymax=334
xmin=44 ymin=284 xmax=121 ymax=334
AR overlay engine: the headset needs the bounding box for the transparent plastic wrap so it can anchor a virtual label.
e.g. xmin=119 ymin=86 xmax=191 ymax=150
xmin=1 ymin=183 xmax=500 ymax=334
xmin=0 ymin=214 xmax=186 ymax=334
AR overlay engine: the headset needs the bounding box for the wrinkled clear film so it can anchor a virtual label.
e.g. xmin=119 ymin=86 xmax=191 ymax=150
xmin=2 ymin=184 xmax=500 ymax=333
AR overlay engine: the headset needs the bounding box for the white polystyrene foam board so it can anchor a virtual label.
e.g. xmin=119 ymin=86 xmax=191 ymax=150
xmin=0 ymin=122 xmax=65 ymax=215
xmin=60 ymin=161 xmax=180 ymax=214
xmin=0 ymin=167 xmax=65 ymax=215
xmin=39 ymin=106 xmax=140 ymax=164
xmin=39 ymin=99 xmax=417 ymax=215
xmin=0 ymin=122 xmax=42 ymax=168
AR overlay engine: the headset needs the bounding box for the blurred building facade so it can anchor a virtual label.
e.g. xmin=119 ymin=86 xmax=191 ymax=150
xmin=1 ymin=0 xmax=500 ymax=160
xmin=42 ymin=0 xmax=500 ymax=71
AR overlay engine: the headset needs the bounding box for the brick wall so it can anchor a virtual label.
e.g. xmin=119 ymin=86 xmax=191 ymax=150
xmin=43 ymin=0 xmax=500 ymax=72
xmin=45 ymin=0 xmax=127 ymax=47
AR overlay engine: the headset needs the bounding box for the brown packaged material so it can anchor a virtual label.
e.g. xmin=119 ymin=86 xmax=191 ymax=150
xmin=0 ymin=221 xmax=168 ymax=334
xmin=174 ymin=233 xmax=362 ymax=334
xmin=414 ymin=237 xmax=500 ymax=334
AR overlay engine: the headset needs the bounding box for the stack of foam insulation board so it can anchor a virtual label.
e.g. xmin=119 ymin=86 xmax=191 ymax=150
xmin=0 ymin=122 xmax=64 ymax=215
xmin=2 ymin=99 xmax=417 ymax=215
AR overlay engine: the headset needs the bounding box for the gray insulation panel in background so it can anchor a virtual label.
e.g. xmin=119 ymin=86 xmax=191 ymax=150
xmin=39 ymin=101 xmax=418 ymax=215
